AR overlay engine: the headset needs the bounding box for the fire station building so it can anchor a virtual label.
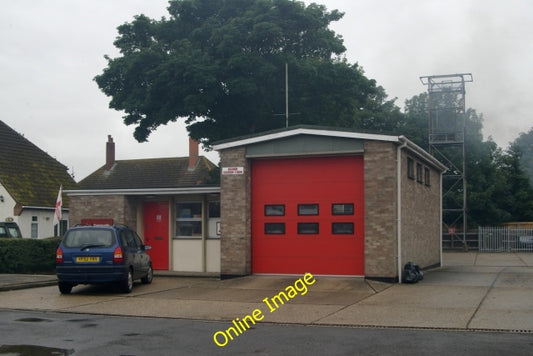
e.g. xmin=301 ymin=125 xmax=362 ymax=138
xmin=214 ymin=126 xmax=446 ymax=281
xmin=67 ymin=126 xmax=445 ymax=282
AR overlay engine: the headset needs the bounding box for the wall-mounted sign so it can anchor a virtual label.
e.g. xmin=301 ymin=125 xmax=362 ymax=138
xmin=222 ymin=166 xmax=244 ymax=175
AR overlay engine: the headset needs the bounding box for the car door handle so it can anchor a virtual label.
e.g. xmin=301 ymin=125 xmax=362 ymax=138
xmin=154 ymin=236 xmax=164 ymax=241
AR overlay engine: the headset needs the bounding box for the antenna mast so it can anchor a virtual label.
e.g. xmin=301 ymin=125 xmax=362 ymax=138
xmin=285 ymin=63 xmax=289 ymax=128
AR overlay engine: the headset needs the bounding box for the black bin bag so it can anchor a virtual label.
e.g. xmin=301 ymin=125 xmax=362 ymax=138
xmin=402 ymin=262 xmax=423 ymax=283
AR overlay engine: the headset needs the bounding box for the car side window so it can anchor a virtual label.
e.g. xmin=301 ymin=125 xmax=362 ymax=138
xmin=133 ymin=231 xmax=144 ymax=247
xmin=129 ymin=230 xmax=141 ymax=248
xmin=120 ymin=230 xmax=134 ymax=248
xmin=120 ymin=231 xmax=129 ymax=247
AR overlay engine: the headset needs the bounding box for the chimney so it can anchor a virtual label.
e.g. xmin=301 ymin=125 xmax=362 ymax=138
xmin=188 ymin=137 xmax=199 ymax=170
xmin=106 ymin=135 xmax=115 ymax=171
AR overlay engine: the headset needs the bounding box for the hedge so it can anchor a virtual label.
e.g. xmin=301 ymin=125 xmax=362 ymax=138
xmin=0 ymin=237 xmax=61 ymax=274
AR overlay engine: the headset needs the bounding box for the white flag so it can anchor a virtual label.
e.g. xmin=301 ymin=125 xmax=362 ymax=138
xmin=53 ymin=185 xmax=62 ymax=226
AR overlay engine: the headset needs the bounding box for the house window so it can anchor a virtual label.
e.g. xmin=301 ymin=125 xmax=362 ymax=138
xmin=55 ymin=220 xmax=68 ymax=237
xmin=209 ymin=201 xmax=220 ymax=218
xmin=298 ymin=204 xmax=319 ymax=216
xmin=265 ymin=223 xmax=285 ymax=234
xmin=298 ymin=222 xmax=319 ymax=234
xmin=208 ymin=201 xmax=221 ymax=238
xmin=332 ymin=203 xmax=354 ymax=215
xmin=265 ymin=205 xmax=285 ymax=216
xmin=416 ymin=163 xmax=423 ymax=183
xmin=31 ymin=216 xmax=38 ymax=239
xmin=424 ymin=167 xmax=431 ymax=186
xmin=407 ymin=157 xmax=415 ymax=180
xmin=176 ymin=202 xmax=202 ymax=238
xmin=332 ymin=223 xmax=354 ymax=234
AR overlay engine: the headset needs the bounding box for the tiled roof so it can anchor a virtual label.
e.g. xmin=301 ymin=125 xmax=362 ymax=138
xmin=76 ymin=156 xmax=217 ymax=190
xmin=0 ymin=120 xmax=76 ymax=207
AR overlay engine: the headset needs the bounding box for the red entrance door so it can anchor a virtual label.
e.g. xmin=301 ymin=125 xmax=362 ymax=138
xmin=143 ymin=201 xmax=169 ymax=270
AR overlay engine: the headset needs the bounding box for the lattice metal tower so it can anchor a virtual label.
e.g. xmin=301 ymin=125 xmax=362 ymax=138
xmin=420 ymin=73 xmax=473 ymax=249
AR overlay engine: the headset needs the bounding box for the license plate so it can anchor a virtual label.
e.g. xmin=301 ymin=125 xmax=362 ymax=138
xmin=76 ymin=256 xmax=100 ymax=263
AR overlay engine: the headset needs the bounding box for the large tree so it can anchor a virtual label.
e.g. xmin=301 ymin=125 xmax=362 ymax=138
xmin=95 ymin=0 xmax=395 ymax=146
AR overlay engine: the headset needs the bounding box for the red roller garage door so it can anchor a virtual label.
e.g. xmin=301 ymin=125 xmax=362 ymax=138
xmin=251 ymin=156 xmax=364 ymax=275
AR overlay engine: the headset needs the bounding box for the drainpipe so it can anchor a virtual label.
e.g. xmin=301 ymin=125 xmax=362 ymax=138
xmin=397 ymin=136 xmax=408 ymax=284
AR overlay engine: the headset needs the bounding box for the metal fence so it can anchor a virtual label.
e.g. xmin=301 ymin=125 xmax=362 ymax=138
xmin=478 ymin=226 xmax=533 ymax=252
xmin=442 ymin=232 xmax=478 ymax=250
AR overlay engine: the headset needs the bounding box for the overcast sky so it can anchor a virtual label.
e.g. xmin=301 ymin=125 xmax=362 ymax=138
xmin=1 ymin=0 xmax=531 ymax=181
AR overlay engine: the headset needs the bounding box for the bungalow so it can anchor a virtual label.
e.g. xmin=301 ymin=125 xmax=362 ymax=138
xmin=0 ymin=120 xmax=76 ymax=238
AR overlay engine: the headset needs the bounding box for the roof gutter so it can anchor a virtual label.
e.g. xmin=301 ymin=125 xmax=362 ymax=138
xmin=20 ymin=206 xmax=69 ymax=212
xmin=64 ymin=187 xmax=220 ymax=197
xmin=398 ymin=136 xmax=447 ymax=172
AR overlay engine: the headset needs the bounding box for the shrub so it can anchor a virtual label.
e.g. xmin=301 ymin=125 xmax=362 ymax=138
xmin=0 ymin=237 xmax=61 ymax=274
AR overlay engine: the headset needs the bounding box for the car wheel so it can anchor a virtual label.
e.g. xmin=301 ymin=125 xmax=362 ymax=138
xmin=58 ymin=282 xmax=72 ymax=294
xmin=120 ymin=269 xmax=133 ymax=293
xmin=141 ymin=264 xmax=153 ymax=284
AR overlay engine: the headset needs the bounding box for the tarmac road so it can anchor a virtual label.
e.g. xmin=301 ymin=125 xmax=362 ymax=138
xmin=1 ymin=309 xmax=532 ymax=355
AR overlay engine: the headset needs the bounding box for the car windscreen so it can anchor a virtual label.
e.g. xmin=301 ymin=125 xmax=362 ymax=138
xmin=63 ymin=229 xmax=115 ymax=248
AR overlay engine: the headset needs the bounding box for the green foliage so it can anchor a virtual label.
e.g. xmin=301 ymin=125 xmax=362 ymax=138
xmin=401 ymin=93 xmax=430 ymax=148
xmin=95 ymin=0 xmax=398 ymax=146
xmin=403 ymin=93 xmax=533 ymax=226
xmin=0 ymin=238 xmax=61 ymax=274
xmin=511 ymin=127 xmax=533 ymax=186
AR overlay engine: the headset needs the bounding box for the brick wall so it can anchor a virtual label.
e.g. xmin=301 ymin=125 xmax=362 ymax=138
xmin=400 ymin=151 xmax=441 ymax=269
xmin=69 ymin=195 xmax=138 ymax=229
xmin=364 ymin=141 xmax=398 ymax=278
xmin=219 ymin=147 xmax=251 ymax=276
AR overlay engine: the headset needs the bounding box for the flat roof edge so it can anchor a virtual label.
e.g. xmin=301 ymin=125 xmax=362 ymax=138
xmin=64 ymin=187 xmax=221 ymax=196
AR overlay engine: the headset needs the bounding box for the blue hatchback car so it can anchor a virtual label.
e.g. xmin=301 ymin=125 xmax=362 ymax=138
xmin=56 ymin=224 xmax=153 ymax=294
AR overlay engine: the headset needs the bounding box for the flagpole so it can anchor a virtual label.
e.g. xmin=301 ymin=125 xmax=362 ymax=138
xmin=53 ymin=185 xmax=63 ymax=236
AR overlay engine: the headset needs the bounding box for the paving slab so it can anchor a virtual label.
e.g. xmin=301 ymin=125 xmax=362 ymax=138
xmin=443 ymin=252 xmax=477 ymax=266
xmin=421 ymin=270 xmax=498 ymax=287
xmin=0 ymin=285 xmax=121 ymax=310
xmin=315 ymin=304 xmax=475 ymax=329
xmin=348 ymin=284 xmax=488 ymax=309
xmin=475 ymin=253 xmax=527 ymax=266
xmin=494 ymin=270 xmax=533 ymax=287
xmin=480 ymin=287 xmax=533 ymax=310
xmin=66 ymin=298 xmax=265 ymax=321
xmin=288 ymin=290 xmax=375 ymax=305
xmin=0 ymin=274 xmax=56 ymax=291
xmin=515 ymin=253 xmax=533 ymax=266
xmin=468 ymin=309 xmax=533 ymax=330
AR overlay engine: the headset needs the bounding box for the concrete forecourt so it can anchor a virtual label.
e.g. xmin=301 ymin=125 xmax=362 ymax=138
xmin=0 ymin=252 xmax=532 ymax=346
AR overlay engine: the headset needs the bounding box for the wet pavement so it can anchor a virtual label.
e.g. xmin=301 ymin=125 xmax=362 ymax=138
xmin=0 ymin=252 xmax=532 ymax=332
